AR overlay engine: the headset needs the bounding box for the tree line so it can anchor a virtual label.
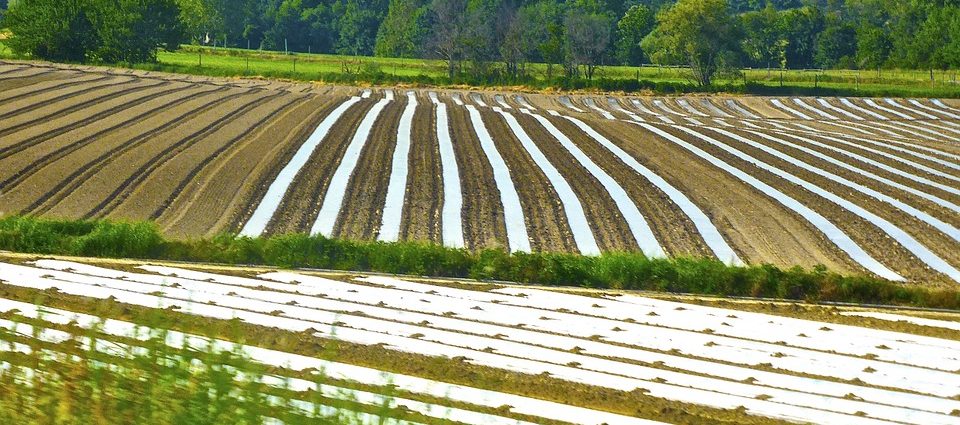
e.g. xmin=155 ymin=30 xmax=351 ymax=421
xmin=3 ymin=0 xmax=960 ymax=86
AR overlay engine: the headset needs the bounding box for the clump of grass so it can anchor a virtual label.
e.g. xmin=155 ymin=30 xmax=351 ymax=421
xmin=0 ymin=215 xmax=958 ymax=310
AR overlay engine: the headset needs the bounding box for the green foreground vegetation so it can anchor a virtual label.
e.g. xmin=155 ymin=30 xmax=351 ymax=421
xmin=1 ymin=215 xmax=957 ymax=310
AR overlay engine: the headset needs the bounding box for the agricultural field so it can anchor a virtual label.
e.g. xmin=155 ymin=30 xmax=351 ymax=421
xmin=1 ymin=60 xmax=960 ymax=287
xmin=1 ymin=253 xmax=960 ymax=424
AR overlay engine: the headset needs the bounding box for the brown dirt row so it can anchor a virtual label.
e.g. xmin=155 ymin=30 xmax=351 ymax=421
xmin=264 ymin=99 xmax=378 ymax=235
xmin=445 ymin=102 xmax=509 ymax=251
xmin=771 ymin=130 xmax=960 ymax=207
xmin=703 ymin=127 xmax=960 ymax=270
xmin=107 ymin=94 xmax=303 ymax=223
xmin=162 ymin=94 xmax=347 ymax=237
xmin=661 ymin=123 xmax=946 ymax=283
xmin=332 ymin=99 xmax=407 ymax=241
xmin=0 ymin=82 xmax=195 ymax=188
xmin=734 ymin=97 xmax=794 ymax=120
xmin=7 ymin=86 xmax=237 ymax=217
xmin=398 ymin=101 xmax=443 ymax=244
xmin=0 ymin=72 xmax=106 ymax=106
xmin=514 ymin=112 xmax=640 ymax=253
xmin=597 ymin=119 xmax=858 ymax=273
xmin=727 ymin=127 xmax=960 ymax=229
xmin=480 ymin=108 xmax=576 ymax=253
xmin=0 ymin=66 xmax=57 ymax=84
xmin=41 ymin=90 xmax=271 ymax=219
xmin=0 ymin=77 xmax=152 ymax=138
xmin=0 ymin=81 xmax=182 ymax=157
xmin=542 ymin=114 xmax=715 ymax=258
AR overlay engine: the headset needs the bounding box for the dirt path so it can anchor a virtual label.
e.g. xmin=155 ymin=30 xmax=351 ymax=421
xmin=516 ymin=112 xmax=638 ymax=253
xmin=399 ymin=101 xmax=444 ymax=244
xmin=545 ymin=115 xmax=715 ymax=258
xmin=665 ymin=124 xmax=946 ymax=282
xmin=161 ymin=95 xmax=347 ymax=237
xmin=480 ymin=108 xmax=575 ymax=253
xmin=333 ymin=99 xmax=406 ymax=240
xmin=107 ymin=94 xmax=302 ymax=223
xmin=445 ymin=104 xmax=509 ymax=250
xmin=0 ymin=85 xmax=229 ymax=215
xmin=41 ymin=90 xmax=270 ymax=219
xmin=265 ymin=99 xmax=378 ymax=235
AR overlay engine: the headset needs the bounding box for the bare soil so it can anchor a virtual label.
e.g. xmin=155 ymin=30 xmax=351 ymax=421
xmin=398 ymin=100 xmax=444 ymax=244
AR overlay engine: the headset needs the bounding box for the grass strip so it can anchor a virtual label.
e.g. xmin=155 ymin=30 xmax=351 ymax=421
xmin=0 ymin=215 xmax=957 ymax=310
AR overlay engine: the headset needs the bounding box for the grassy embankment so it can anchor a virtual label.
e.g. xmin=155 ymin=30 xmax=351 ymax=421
xmin=0 ymin=215 xmax=957 ymax=310
xmin=2 ymin=41 xmax=959 ymax=97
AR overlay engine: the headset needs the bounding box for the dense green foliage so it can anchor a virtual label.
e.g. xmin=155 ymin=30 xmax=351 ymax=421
xmin=2 ymin=0 xmax=184 ymax=62
xmin=6 ymin=0 xmax=960 ymax=86
xmin=1 ymin=215 xmax=957 ymax=310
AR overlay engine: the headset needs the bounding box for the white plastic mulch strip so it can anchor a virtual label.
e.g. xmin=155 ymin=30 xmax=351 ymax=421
xmin=451 ymin=93 xmax=465 ymax=106
xmin=429 ymin=93 xmax=465 ymax=248
xmin=770 ymin=99 xmax=813 ymax=120
xmin=469 ymin=93 xmax=488 ymax=107
xmin=675 ymin=99 xmax=709 ymax=116
xmin=792 ymin=98 xmax=838 ymax=120
xmin=549 ymin=113 xmax=731 ymax=261
xmin=712 ymin=119 xmax=733 ymax=127
xmin=606 ymin=98 xmax=645 ymax=122
xmin=683 ymin=125 xmax=960 ymax=281
xmin=725 ymin=99 xmax=760 ymax=118
xmin=897 ymin=120 xmax=960 ymax=142
xmin=885 ymin=99 xmax=938 ymax=120
xmin=769 ymin=130 xmax=960 ymax=213
xmin=465 ymin=105 xmax=530 ymax=252
xmin=817 ymin=98 xmax=864 ymax=120
xmin=633 ymin=121 xmax=902 ymax=280
xmin=869 ymin=120 xmax=943 ymax=142
xmin=239 ymin=96 xmax=363 ymax=237
xmin=378 ymin=92 xmax=417 ymax=242
xmin=864 ymin=98 xmax=914 ymax=120
xmin=909 ymin=100 xmax=960 ymax=119
xmin=514 ymin=95 xmax=536 ymax=110
xmin=629 ymin=99 xmax=659 ymax=115
xmin=312 ymin=96 xmax=393 ymax=236
xmin=384 ymin=89 xmax=395 ymax=101
xmin=582 ymin=98 xmax=614 ymax=120
xmin=840 ymin=98 xmax=888 ymax=120
xmin=782 ymin=130 xmax=960 ymax=194
xmin=741 ymin=129 xmax=960 ymax=242
xmin=0 ymin=262 xmax=942 ymax=425
xmin=806 ymin=128 xmax=960 ymax=171
xmin=700 ymin=99 xmax=733 ymax=117
xmin=559 ymin=96 xmax=585 ymax=113
xmin=496 ymin=108 xmax=600 ymax=255
xmin=31 ymin=262 xmax=960 ymax=411
xmin=360 ymin=89 xmax=372 ymax=98
xmin=652 ymin=99 xmax=685 ymax=116
xmin=840 ymin=311 xmax=960 ymax=332
xmin=0 ymin=300 xmax=574 ymax=425
xmin=531 ymin=110 xmax=661 ymax=257
xmin=494 ymin=95 xmax=512 ymax=109
xmin=933 ymin=99 xmax=960 ymax=114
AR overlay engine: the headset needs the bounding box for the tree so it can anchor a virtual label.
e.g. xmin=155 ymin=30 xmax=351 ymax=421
xmin=3 ymin=0 xmax=99 ymax=62
xmin=426 ymin=0 xmax=469 ymax=78
xmin=615 ymin=4 xmax=654 ymax=66
xmin=778 ymin=5 xmax=824 ymax=69
xmin=741 ymin=2 xmax=787 ymax=71
xmin=814 ymin=21 xmax=856 ymax=69
xmin=335 ymin=0 xmax=387 ymax=56
xmin=91 ymin=0 xmax=185 ymax=63
xmin=564 ymin=7 xmax=611 ymax=80
xmin=856 ymin=21 xmax=889 ymax=75
xmin=374 ymin=0 xmax=428 ymax=58
xmin=642 ymin=0 xmax=743 ymax=86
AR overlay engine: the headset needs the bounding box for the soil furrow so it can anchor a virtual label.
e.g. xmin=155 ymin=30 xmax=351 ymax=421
xmin=480 ymin=109 xmax=575 ymax=253
xmin=264 ymin=99 xmax=378 ymax=235
xmin=544 ymin=114 xmax=715 ymax=257
xmin=333 ymin=99 xmax=406 ymax=241
xmin=20 ymin=87 xmax=237 ymax=217
xmin=0 ymin=78 xmax=152 ymax=138
xmin=87 ymin=91 xmax=287 ymax=220
xmin=446 ymin=104 xmax=508 ymax=250
xmin=0 ymin=83 xmax=200 ymax=190
xmin=597 ymin=120 xmax=858 ymax=272
xmin=661 ymin=124 xmax=940 ymax=282
xmin=0 ymin=73 xmax=107 ymax=106
xmin=0 ymin=82 xmax=184 ymax=157
xmin=162 ymin=94 xmax=347 ymax=237
xmin=516 ymin=113 xmax=639 ymax=253
xmin=109 ymin=94 xmax=303 ymax=223
xmin=399 ymin=101 xmax=443 ymax=244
